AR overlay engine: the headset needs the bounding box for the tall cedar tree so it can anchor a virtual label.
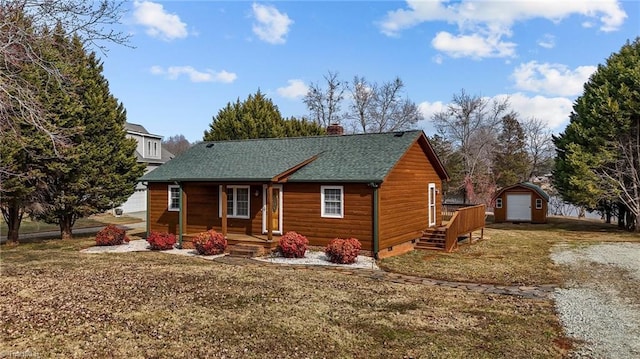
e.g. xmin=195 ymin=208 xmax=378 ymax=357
xmin=493 ymin=114 xmax=529 ymax=188
xmin=553 ymin=38 xmax=640 ymax=231
xmin=204 ymin=90 xmax=325 ymax=141
xmin=0 ymin=20 xmax=70 ymax=243
xmin=33 ymin=34 xmax=144 ymax=239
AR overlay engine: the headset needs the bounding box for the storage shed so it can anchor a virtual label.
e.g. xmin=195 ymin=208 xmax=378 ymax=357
xmin=492 ymin=182 xmax=549 ymax=224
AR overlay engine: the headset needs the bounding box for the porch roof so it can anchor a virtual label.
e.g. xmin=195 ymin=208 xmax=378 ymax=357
xmin=140 ymin=130 xmax=440 ymax=183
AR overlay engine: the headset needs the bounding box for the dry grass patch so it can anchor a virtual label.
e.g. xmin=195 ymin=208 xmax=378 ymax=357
xmin=381 ymin=217 xmax=639 ymax=286
xmin=1 ymin=213 xmax=141 ymax=237
xmin=1 ymin=238 xmax=567 ymax=358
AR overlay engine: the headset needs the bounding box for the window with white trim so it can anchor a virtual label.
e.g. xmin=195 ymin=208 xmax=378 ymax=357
xmin=168 ymin=185 xmax=180 ymax=211
xmin=219 ymin=185 xmax=250 ymax=219
xmin=535 ymin=198 xmax=543 ymax=209
xmin=321 ymin=185 xmax=344 ymax=218
xmin=495 ymin=198 xmax=502 ymax=209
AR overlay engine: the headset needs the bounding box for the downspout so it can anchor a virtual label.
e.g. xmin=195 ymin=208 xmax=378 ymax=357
xmin=143 ymin=182 xmax=149 ymax=237
xmin=177 ymin=181 xmax=183 ymax=248
xmin=370 ymin=182 xmax=380 ymax=259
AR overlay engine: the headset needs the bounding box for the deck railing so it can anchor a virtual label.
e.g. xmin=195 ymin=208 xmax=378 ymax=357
xmin=444 ymin=204 xmax=486 ymax=252
xmin=442 ymin=202 xmax=476 ymax=221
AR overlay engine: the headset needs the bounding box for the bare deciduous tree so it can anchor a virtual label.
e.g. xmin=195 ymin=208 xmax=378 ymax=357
xmin=303 ymin=71 xmax=345 ymax=128
xmin=522 ymin=117 xmax=554 ymax=179
xmin=432 ymin=89 xmax=511 ymax=203
xmin=162 ymin=134 xmax=191 ymax=156
xmin=0 ymin=0 xmax=128 ymax=155
xmin=351 ymin=77 xmax=422 ymax=133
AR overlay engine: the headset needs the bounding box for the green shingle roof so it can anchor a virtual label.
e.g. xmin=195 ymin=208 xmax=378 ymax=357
xmin=140 ymin=130 xmax=439 ymax=183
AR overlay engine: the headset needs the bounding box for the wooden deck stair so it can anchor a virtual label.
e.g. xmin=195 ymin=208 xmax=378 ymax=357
xmin=227 ymin=244 xmax=265 ymax=258
xmin=416 ymin=227 xmax=447 ymax=251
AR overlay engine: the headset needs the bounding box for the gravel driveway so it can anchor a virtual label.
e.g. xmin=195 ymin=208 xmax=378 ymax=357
xmin=551 ymin=242 xmax=640 ymax=358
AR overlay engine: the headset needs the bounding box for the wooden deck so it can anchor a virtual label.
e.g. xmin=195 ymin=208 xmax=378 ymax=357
xmin=417 ymin=204 xmax=486 ymax=252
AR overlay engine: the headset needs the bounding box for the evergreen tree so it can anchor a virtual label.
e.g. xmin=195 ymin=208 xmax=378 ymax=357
xmin=429 ymin=134 xmax=464 ymax=201
xmin=204 ymin=90 xmax=325 ymax=141
xmin=33 ymin=34 xmax=144 ymax=239
xmin=553 ymin=38 xmax=640 ymax=231
xmin=493 ymin=114 xmax=529 ymax=188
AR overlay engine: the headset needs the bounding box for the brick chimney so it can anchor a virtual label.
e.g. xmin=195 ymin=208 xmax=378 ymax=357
xmin=327 ymin=123 xmax=344 ymax=136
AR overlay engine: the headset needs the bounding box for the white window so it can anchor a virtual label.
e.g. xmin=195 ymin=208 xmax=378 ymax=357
xmin=496 ymin=198 xmax=503 ymax=209
xmin=219 ymin=185 xmax=250 ymax=219
xmin=168 ymin=185 xmax=180 ymax=211
xmin=535 ymin=198 xmax=543 ymax=209
xmin=321 ymin=185 xmax=344 ymax=218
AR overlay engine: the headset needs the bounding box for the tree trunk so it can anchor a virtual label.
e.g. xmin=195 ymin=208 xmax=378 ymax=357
xmin=618 ymin=202 xmax=626 ymax=228
xmin=59 ymin=215 xmax=74 ymax=240
xmin=5 ymin=204 xmax=22 ymax=244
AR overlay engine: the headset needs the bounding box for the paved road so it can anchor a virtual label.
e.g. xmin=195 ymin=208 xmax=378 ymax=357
xmin=2 ymin=221 xmax=146 ymax=242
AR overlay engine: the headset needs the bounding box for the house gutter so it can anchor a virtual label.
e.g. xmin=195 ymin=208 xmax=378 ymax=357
xmin=369 ymin=182 xmax=381 ymax=259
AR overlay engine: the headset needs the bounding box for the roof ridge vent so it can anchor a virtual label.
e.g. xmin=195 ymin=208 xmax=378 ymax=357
xmin=206 ymin=143 xmax=215 ymax=148
xmin=394 ymin=131 xmax=405 ymax=137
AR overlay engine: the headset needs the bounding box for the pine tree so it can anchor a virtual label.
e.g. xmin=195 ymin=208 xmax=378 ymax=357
xmin=553 ymin=38 xmax=640 ymax=231
xmin=33 ymin=34 xmax=144 ymax=239
xmin=204 ymin=90 xmax=325 ymax=141
xmin=493 ymin=114 xmax=529 ymax=188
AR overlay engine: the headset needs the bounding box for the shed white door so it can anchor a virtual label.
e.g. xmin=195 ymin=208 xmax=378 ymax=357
xmin=506 ymin=194 xmax=531 ymax=221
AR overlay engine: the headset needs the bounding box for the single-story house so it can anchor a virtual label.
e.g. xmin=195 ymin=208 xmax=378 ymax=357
xmin=492 ymin=182 xmax=549 ymax=223
xmin=139 ymin=127 xmax=450 ymax=258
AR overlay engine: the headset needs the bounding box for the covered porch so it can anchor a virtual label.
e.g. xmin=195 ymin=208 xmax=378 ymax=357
xmin=174 ymin=182 xmax=284 ymax=253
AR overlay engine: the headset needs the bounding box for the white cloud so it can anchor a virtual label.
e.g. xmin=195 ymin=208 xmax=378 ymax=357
xmin=432 ymin=31 xmax=516 ymax=59
xmin=150 ymin=66 xmax=237 ymax=83
xmin=537 ymin=34 xmax=555 ymax=49
xmin=251 ymin=3 xmax=293 ymax=44
xmin=511 ymin=61 xmax=596 ymax=96
xmin=379 ymin=0 xmax=626 ymax=59
xmin=133 ymin=1 xmax=188 ymax=40
xmin=496 ymin=92 xmax=573 ymax=130
xmin=418 ymin=100 xmax=446 ymax=121
xmin=277 ymin=79 xmax=308 ymax=99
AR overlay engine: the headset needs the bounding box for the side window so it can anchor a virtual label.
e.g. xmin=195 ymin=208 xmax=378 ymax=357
xmin=321 ymin=186 xmax=343 ymax=218
xmin=495 ymin=198 xmax=502 ymax=209
xmin=535 ymin=198 xmax=543 ymax=209
xmin=168 ymin=185 xmax=180 ymax=211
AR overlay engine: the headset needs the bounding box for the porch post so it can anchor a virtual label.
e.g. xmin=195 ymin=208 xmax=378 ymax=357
xmin=221 ymin=184 xmax=228 ymax=238
xmin=266 ymin=183 xmax=273 ymax=241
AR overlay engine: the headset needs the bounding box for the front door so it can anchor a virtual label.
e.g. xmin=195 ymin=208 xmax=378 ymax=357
xmin=262 ymin=185 xmax=282 ymax=234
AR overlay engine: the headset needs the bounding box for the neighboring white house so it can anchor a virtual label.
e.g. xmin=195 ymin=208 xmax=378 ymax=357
xmin=119 ymin=122 xmax=174 ymax=214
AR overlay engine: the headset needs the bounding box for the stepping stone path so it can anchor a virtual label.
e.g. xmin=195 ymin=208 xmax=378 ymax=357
xmin=214 ymin=256 xmax=556 ymax=300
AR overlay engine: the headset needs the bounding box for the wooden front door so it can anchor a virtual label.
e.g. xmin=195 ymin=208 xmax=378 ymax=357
xmin=262 ymin=185 xmax=282 ymax=234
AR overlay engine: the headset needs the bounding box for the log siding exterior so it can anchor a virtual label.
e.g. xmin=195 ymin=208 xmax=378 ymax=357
xmin=142 ymin=130 xmax=450 ymax=257
xmin=378 ymin=139 xmax=442 ymax=251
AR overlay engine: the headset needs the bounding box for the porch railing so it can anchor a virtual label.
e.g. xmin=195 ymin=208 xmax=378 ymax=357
xmin=444 ymin=204 xmax=486 ymax=252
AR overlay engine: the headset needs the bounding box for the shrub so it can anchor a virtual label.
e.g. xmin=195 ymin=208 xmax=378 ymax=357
xmin=147 ymin=231 xmax=176 ymax=250
xmin=278 ymin=231 xmax=309 ymax=258
xmin=325 ymin=238 xmax=362 ymax=264
xmin=192 ymin=230 xmax=227 ymax=255
xmin=95 ymin=225 xmax=129 ymax=246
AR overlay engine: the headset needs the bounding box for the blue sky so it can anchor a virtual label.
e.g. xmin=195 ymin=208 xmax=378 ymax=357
xmin=100 ymin=1 xmax=639 ymax=142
